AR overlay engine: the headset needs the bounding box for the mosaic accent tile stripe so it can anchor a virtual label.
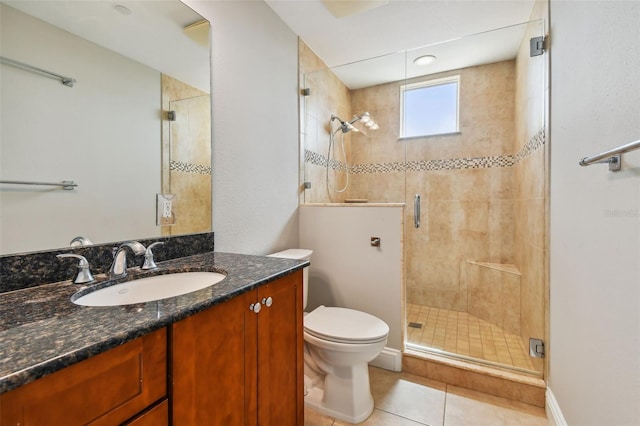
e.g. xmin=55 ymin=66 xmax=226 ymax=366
xmin=170 ymin=160 xmax=212 ymax=175
xmin=350 ymin=161 xmax=407 ymax=173
xmin=305 ymin=149 xmax=347 ymax=171
xmin=514 ymin=128 xmax=546 ymax=162
xmin=405 ymin=155 xmax=516 ymax=172
xmin=305 ymin=128 xmax=546 ymax=174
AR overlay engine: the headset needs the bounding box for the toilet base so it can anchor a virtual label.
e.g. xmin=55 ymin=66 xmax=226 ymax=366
xmin=304 ymin=363 xmax=374 ymax=424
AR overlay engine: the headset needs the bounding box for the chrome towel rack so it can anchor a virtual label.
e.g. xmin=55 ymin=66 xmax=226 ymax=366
xmin=0 ymin=180 xmax=78 ymax=190
xmin=579 ymin=139 xmax=640 ymax=172
xmin=0 ymin=56 xmax=77 ymax=87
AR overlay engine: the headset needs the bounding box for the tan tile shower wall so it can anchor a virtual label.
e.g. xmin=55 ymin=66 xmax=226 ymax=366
xmin=161 ymin=74 xmax=211 ymax=236
xmin=345 ymin=62 xmax=518 ymax=311
xmin=299 ymin=40 xmax=351 ymax=204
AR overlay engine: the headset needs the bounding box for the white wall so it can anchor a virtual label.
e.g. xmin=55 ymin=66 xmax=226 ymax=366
xmin=184 ymin=0 xmax=300 ymax=255
xmin=299 ymin=205 xmax=404 ymax=353
xmin=549 ymin=1 xmax=640 ymax=424
xmin=0 ymin=5 xmax=160 ymax=254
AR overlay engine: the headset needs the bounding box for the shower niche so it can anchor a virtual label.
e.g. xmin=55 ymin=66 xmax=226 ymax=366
xmin=299 ymin=18 xmax=547 ymax=378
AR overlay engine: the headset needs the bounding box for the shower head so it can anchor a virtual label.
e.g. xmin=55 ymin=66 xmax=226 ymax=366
xmin=331 ymin=114 xmax=358 ymax=133
xmin=350 ymin=112 xmax=379 ymax=130
xmin=331 ymin=112 xmax=380 ymax=133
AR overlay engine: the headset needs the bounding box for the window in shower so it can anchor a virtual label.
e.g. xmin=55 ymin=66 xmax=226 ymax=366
xmin=399 ymin=75 xmax=459 ymax=138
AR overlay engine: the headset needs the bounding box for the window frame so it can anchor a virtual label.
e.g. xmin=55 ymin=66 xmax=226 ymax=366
xmin=399 ymin=75 xmax=461 ymax=139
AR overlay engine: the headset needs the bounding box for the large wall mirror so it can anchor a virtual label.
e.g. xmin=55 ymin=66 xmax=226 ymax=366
xmin=0 ymin=0 xmax=211 ymax=255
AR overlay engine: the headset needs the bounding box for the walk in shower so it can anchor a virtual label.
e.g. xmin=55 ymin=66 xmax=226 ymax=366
xmin=300 ymin=19 xmax=547 ymax=376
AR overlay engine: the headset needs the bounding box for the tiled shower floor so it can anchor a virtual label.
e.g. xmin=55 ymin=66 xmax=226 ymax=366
xmin=406 ymin=304 xmax=535 ymax=371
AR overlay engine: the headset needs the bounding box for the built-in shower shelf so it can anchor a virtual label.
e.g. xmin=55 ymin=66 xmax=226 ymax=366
xmin=465 ymin=260 xmax=522 ymax=336
xmin=466 ymin=260 xmax=521 ymax=275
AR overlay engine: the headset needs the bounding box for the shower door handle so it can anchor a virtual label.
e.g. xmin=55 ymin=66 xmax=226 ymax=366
xmin=414 ymin=194 xmax=421 ymax=228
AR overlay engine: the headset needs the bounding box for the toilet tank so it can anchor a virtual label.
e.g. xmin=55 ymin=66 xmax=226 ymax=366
xmin=268 ymin=249 xmax=313 ymax=310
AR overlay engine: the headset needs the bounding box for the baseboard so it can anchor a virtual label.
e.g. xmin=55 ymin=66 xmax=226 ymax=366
xmin=546 ymin=388 xmax=567 ymax=426
xmin=369 ymin=347 xmax=402 ymax=372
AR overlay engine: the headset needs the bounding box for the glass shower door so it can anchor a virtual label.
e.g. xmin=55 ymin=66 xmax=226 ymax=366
xmin=403 ymin=20 xmax=547 ymax=376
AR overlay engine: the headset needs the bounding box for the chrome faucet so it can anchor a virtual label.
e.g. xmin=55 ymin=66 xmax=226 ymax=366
xmin=109 ymin=241 xmax=146 ymax=279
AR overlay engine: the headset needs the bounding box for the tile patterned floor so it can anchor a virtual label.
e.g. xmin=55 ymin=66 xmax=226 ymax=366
xmin=305 ymin=367 xmax=550 ymax=426
xmin=406 ymin=304 xmax=535 ymax=371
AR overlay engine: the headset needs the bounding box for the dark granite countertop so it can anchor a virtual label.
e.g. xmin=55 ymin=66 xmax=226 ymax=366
xmin=0 ymin=251 xmax=308 ymax=394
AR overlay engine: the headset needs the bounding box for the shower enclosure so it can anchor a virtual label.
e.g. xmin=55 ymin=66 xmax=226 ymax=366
xmin=300 ymin=20 xmax=547 ymax=376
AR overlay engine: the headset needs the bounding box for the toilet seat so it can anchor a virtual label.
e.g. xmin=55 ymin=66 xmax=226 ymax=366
xmin=304 ymin=306 xmax=389 ymax=344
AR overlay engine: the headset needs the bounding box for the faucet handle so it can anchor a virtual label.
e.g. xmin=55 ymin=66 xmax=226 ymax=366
xmin=57 ymin=253 xmax=95 ymax=284
xmin=69 ymin=236 xmax=93 ymax=247
xmin=142 ymin=242 xmax=164 ymax=270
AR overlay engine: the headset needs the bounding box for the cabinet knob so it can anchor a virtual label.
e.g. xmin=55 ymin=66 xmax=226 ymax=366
xmin=262 ymin=297 xmax=273 ymax=307
xmin=249 ymin=302 xmax=261 ymax=314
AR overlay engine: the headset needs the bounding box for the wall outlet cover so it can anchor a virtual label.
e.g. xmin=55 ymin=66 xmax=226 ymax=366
xmin=157 ymin=193 xmax=176 ymax=226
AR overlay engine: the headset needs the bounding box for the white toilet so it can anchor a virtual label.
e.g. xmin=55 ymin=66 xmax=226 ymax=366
xmin=269 ymin=249 xmax=389 ymax=424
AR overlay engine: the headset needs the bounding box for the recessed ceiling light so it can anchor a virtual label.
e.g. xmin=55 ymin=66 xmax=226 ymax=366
xmin=414 ymin=55 xmax=436 ymax=66
xmin=322 ymin=0 xmax=389 ymax=18
xmin=114 ymin=5 xmax=132 ymax=15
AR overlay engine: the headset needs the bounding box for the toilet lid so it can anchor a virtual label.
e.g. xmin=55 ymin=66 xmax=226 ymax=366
xmin=304 ymin=306 xmax=389 ymax=344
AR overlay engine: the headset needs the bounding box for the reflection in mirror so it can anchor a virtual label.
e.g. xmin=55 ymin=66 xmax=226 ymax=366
xmin=0 ymin=1 xmax=211 ymax=255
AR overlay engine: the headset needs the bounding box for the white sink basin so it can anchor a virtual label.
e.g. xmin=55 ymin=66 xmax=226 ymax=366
xmin=72 ymin=272 xmax=226 ymax=306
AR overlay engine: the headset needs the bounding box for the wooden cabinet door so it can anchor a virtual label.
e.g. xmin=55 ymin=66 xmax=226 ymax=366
xmin=0 ymin=328 xmax=166 ymax=426
xmin=256 ymin=270 xmax=303 ymax=426
xmin=171 ymin=291 xmax=257 ymax=426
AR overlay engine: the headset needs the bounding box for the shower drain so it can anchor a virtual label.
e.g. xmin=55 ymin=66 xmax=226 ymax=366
xmin=408 ymin=322 xmax=423 ymax=329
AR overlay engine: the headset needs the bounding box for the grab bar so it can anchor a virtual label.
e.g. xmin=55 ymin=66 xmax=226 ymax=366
xmin=579 ymin=139 xmax=640 ymax=172
xmin=414 ymin=194 xmax=421 ymax=228
xmin=0 ymin=56 xmax=76 ymax=87
xmin=0 ymin=180 xmax=78 ymax=190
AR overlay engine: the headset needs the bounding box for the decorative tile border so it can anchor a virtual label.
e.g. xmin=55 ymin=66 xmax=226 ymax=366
xmin=405 ymin=155 xmax=516 ymax=172
xmin=351 ymin=162 xmax=407 ymax=173
xmin=170 ymin=160 xmax=212 ymax=175
xmin=305 ymin=128 xmax=545 ymax=174
xmin=514 ymin=128 xmax=546 ymax=162
xmin=305 ymin=149 xmax=347 ymax=172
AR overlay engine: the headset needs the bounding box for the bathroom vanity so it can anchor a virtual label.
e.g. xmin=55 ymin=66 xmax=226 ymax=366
xmin=0 ymin=252 xmax=305 ymax=425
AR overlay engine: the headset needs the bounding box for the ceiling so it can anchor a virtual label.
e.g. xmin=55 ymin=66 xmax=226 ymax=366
xmin=265 ymin=0 xmax=537 ymax=88
xmin=4 ymin=0 xmax=537 ymax=92
xmin=2 ymin=0 xmax=210 ymax=92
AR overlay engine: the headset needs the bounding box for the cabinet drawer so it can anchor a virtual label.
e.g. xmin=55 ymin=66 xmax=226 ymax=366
xmin=1 ymin=328 xmax=167 ymax=426
xmin=123 ymin=399 xmax=168 ymax=426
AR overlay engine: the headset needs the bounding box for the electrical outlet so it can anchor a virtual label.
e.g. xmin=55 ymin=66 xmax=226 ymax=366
xmin=157 ymin=194 xmax=176 ymax=225
xmin=163 ymin=199 xmax=172 ymax=218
